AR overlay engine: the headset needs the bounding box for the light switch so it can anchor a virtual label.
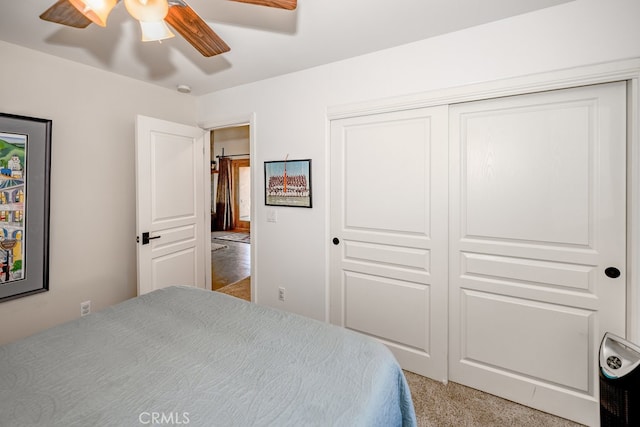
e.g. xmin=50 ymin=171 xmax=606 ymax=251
xmin=267 ymin=209 xmax=278 ymax=223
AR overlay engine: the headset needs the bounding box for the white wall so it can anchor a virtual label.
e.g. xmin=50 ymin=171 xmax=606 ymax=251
xmin=0 ymin=41 xmax=196 ymax=345
xmin=196 ymin=0 xmax=640 ymax=321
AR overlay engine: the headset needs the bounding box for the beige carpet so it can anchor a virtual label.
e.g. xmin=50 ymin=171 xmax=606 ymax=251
xmin=216 ymin=276 xmax=251 ymax=301
xmin=403 ymin=370 xmax=583 ymax=426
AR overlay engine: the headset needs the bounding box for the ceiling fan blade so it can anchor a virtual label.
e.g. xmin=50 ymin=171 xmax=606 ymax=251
xmin=230 ymin=0 xmax=297 ymax=10
xmin=39 ymin=0 xmax=93 ymax=28
xmin=165 ymin=3 xmax=230 ymax=57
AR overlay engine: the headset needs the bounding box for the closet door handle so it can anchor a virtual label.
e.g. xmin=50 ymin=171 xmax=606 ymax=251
xmin=332 ymin=237 xmax=340 ymax=245
xmin=605 ymin=267 xmax=621 ymax=279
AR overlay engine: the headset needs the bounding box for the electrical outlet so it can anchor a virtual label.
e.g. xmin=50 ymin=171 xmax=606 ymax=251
xmin=278 ymin=287 xmax=285 ymax=302
xmin=80 ymin=300 xmax=91 ymax=317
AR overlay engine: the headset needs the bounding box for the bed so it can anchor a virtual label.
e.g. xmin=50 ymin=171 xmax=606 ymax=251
xmin=0 ymin=286 xmax=416 ymax=426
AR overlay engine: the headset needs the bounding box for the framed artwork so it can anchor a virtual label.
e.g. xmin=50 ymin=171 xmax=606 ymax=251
xmin=0 ymin=113 xmax=51 ymax=303
xmin=264 ymin=159 xmax=312 ymax=208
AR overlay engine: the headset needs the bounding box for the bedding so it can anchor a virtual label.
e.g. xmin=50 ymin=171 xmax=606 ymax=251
xmin=0 ymin=286 xmax=416 ymax=426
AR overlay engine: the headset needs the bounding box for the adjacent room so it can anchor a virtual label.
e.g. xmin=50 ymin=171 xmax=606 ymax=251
xmin=1 ymin=0 xmax=640 ymax=426
xmin=210 ymin=125 xmax=252 ymax=297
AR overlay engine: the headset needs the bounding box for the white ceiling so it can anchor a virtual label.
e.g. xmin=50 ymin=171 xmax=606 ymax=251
xmin=0 ymin=0 xmax=572 ymax=96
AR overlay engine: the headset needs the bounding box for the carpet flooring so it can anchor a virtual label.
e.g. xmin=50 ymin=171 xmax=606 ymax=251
xmin=403 ymin=370 xmax=582 ymax=426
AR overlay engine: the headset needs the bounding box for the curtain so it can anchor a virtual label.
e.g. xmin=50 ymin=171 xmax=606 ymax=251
xmin=214 ymin=157 xmax=234 ymax=231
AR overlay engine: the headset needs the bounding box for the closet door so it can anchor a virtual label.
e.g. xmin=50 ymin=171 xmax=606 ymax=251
xmin=330 ymin=106 xmax=448 ymax=380
xmin=449 ymin=82 xmax=627 ymax=425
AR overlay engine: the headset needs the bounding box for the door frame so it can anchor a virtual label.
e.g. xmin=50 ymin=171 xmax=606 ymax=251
xmin=201 ymin=114 xmax=257 ymax=302
xmin=328 ymin=57 xmax=640 ymax=344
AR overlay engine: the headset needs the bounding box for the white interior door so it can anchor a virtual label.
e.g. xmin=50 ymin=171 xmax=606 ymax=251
xmin=135 ymin=115 xmax=208 ymax=295
xmin=330 ymin=106 xmax=448 ymax=381
xmin=448 ymin=82 xmax=627 ymax=425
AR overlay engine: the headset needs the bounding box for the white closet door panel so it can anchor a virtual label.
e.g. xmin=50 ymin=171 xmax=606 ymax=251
xmin=462 ymin=290 xmax=593 ymax=392
xmin=464 ymin=102 xmax=591 ymax=245
xmin=344 ymin=272 xmax=429 ymax=351
xmin=343 ymin=119 xmax=430 ymax=234
xmin=462 ymin=252 xmax=593 ymax=291
xmin=449 ymin=81 xmax=627 ymax=426
xmin=345 ymin=241 xmax=430 ymax=271
xmin=330 ymin=106 xmax=448 ymax=381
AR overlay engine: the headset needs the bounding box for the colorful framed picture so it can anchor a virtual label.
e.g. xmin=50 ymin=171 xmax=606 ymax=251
xmin=264 ymin=159 xmax=312 ymax=208
xmin=0 ymin=113 xmax=51 ymax=303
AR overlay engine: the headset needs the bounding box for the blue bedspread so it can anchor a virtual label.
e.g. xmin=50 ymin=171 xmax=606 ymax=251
xmin=0 ymin=286 xmax=416 ymax=426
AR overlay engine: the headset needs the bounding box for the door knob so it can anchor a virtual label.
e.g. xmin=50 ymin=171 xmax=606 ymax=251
xmin=332 ymin=237 xmax=340 ymax=245
xmin=605 ymin=267 xmax=621 ymax=279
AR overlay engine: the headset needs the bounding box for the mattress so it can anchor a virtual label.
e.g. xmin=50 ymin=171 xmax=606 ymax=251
xmin=0 ymin=286 xmax=416 ymax=426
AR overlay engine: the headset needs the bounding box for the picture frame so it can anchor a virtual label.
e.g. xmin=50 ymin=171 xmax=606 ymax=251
xmin=264 ymin=159 xmax=312 ymax=208
xmin=0 ymin=113 xmax=51 ymax=303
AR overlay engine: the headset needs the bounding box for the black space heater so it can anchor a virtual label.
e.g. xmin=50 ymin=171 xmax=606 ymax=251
xmin=599 ymin=332 xmax=640 ymax=426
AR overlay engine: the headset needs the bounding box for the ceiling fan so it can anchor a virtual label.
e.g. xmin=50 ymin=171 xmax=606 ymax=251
xmin=39 ymin=0 xmax=297 ymax=57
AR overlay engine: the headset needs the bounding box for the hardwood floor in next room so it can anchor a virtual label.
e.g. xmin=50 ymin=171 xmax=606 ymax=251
xmin=211 ymin=231 xmax=250 ymax=290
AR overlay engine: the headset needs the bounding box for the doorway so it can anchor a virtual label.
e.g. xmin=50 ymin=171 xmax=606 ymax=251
xmin=210 ymin=126 xmax=252 ymax=294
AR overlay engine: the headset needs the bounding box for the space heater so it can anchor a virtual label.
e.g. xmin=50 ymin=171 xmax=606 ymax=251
xmin=599 ymin=332 xmax=640 ymax=426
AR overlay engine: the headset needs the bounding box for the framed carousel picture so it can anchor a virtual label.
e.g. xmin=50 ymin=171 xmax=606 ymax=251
xmin=0 ymin=113 xmax=51 ymax=303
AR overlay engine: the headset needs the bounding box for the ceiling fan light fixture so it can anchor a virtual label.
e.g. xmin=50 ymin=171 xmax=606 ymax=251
xmin=138 ymin=21 xmax=175 ymax=42
xmin=124 ymin=0 xmax=170 ymax=22
xmin=68 ymin=0 xmax=117 ymax=27
xmin=42 ymin=0 xmax=290 ymax=57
